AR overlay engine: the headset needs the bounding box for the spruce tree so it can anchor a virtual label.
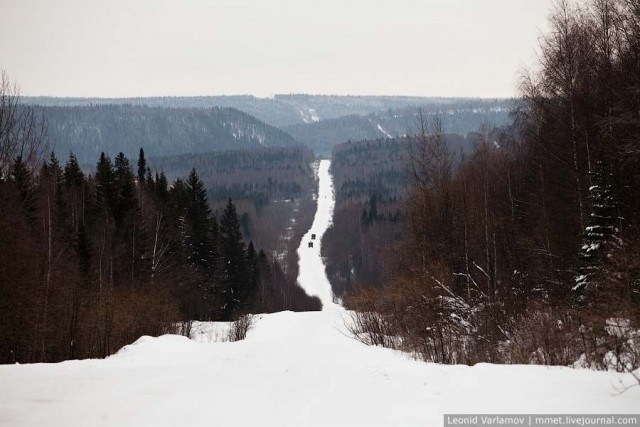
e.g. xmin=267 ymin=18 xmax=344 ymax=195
xmin=41 ymin=151 xmax=61 ymax=180
xmin=63 ymin=152 xmax=85 ymax=234
xmin=137 ymin=148 xmax=146 ymax=184
xmin=144 ymin=167 xmax=154 ymax=194
xmin=113 ymin=152 xmax=136 ymax=225
xmin=44 ymin=152 xmax=68 ymax=231
xmin=246 ymin=241 xmax=259 ymax=311
xmin=574 ymin=161 xmax=621 ymax=294
xmin=219 ymin=198 xmax=248 ymax=318
xmin=185 ymin=168 xmax=215 ymax=270
xmin=10 ymin=156 xmax=37 ymax=222
xmin=64 ymin=152 xmax=84 ymax=188
xmin=95 ymin=152 xmax=115 ymax=214
xmin=171 ymin=169 xmax=217 ymax=319
xmin=155 ymin=171 xmax=169 ymax=203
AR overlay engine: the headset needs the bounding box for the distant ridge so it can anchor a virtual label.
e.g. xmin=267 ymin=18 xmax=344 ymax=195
xmin=23 ymin=95 xmax=513 ymax=128
xmin=35 ymin=104 xmax=297 ymax=164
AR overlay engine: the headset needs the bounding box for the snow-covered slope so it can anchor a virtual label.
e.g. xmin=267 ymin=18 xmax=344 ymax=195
xmin=0 ymin=161 xmax=638 ymax=427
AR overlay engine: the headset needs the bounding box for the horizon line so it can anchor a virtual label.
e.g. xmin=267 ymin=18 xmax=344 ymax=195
xmin=20 ymin=93 xmax=517 ymax=101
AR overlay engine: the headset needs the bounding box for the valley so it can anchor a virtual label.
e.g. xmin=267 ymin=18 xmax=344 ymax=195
xmin=0 ymin=160 xmax=636 ymax=427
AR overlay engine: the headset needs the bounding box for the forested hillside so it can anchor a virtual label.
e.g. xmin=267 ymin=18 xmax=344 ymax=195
xmin=28 ymin=96 xmax=512 ymax=159
xmin=323 ymin=131 xmax=495 ymax=296
xmin=24 ymin=94 xmax=500 ymax=128
xmin=149 ymin=146 xmax=318 ymax=277
xmin=0 ymin=94 xmax=321 ymax=363
xmin=284 ymin=99 xmax=512 ymax=156
xmin=35 ymin=105 xmax=297 ymax=164
xmin=346 ymin=0 xmax=640 ymax=370
xmin=323 ymin=138 xmax=408 ymax=296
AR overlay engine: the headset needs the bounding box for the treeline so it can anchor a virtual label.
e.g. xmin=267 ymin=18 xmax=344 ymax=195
xmin=0 ymin=76 xmax=320 ymax=363
xmin=323 ymin=138 xmax=409 ymax=296
xmin=24 ymin=94 xmax=512 ymax=128
xmin=331 ymin=137 xmax=412 ymax=203
xmin=348 ymin=0 xmax=640 ymax=370
xmin=149 ymin=145 xmax=315 ymax=207
xmin=331 ymin=134 xmax=475 ymax=203
xmin=324 ymin=135 xmax=479 ymax=296
xmin=34 ymin=104 xmax=297 ymax=164
xmin=0 ymin=147 xmax=320 ymax=364
xmin=149 ymin=145 xmax=318 ymax=276
xmin=283 ymin=100 xmax=509 ymax=156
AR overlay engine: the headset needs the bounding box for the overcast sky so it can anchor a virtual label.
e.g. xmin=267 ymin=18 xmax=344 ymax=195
xmin=0 ymin=0 xmax=555 ymax=98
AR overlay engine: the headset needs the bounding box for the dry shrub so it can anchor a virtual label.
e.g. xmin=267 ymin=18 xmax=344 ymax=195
xmin=346 ymin=288 xmax=399 ymax=349
xmin=500 ymin=307 xmax=583 ymax=366
xmin=346 ymin=274 xmax=476 ymax=364
xmin=110 ymin=283 xmax=181 ymax=353
xmin=177 ymin=320 xmax=195 ymax=339
xmin=228 ymin=314 xmax=253 ymax=342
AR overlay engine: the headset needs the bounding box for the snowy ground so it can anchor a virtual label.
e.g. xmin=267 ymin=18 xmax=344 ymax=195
xmin=1 ymin=160 xmax=638 ymax=427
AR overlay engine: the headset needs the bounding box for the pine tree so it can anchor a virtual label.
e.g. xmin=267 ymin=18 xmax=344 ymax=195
xmin=574 ymin=161 xmax=621 ymax=294
xmin=63 ymin=152 xmax=85 ymax=234
xmin=246 ymin=241 xmax=259 ymax=311
xmin=41 ymin=151 xmax=61 ymax=180
xmin=10 ymin=156 xmax=37 ymax=222
xmin=113 ymin=152 xmax=136 ymax=225
xmin=95 ymin=152 xmax=115 ymax=215
xmin=137 ymin=148 xmax=146 ymax=184
xmin=41 ymin=153 xmax=65 ymax=222
xmin=170 ymin=169 xmax=218 ymax=319
xmin=185 ymin=168 xmax=215 ymax=270
xmin=256 ymin=249 xmax=271 ymax=311
xmin=144 ymin=167 xmax=154 ymax=194
xmin=155 ymin=171 xmax=169 ymax=203
xmin=64 ymin=153 xmax=84 ymax=188
xmin=219 ymin=198 xmax=248 ymax=319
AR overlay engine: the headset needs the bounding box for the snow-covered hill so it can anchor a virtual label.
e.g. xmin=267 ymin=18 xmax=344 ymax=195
xmin=0 ymin=160 xmax=638 ymax=427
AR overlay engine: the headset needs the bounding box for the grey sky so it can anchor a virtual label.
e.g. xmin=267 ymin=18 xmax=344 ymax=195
xmin=0 ymin=0 xmax=554 ymax=98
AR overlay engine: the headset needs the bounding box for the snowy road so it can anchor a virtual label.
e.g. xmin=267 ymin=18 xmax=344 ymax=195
xmin=0 ymin=160 xmax=638 ymax=427
xmin=296 ymin=159 xmax=336 ymax=307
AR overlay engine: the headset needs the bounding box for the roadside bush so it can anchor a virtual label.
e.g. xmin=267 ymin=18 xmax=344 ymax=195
xmin=228 ymin=314 xmax=253 ymax=342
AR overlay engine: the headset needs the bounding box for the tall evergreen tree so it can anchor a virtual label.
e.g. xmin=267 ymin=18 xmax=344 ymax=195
xmin=62 ymin=152 xmax=86 ymax=235
xmin=144 ymin=167 xmax=154 ymax=194
xmin=246 ymin=240 xmax=259 ymax=311
xmin=574 ymin=161 xmax=622 ymax=294
xmin=113 ymin=152 xmax=136 ymax=225
xmin=10 ymin=156 xmax=37 ymax=222
xmin=219 ymin=198 xmax=248 ymax=319
xmin=95 ymin=152 xmax=115 ymax=215
xmin=64 ymin=152 xmax=84 ymax=188
xmin=41 ymin=151 xmax=61 ymax=181
xmin=42 ymin=152 xmax=68 ymax=232
xmin=185 ymin=168 xmax=215 ymax=270
xmin=155 ymin=171 xmax=169 ymax=203
xmin=170 ymin=169 xmax=218 ymax=319
xmin=137 ymin=148 xmax=146 ymax=184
